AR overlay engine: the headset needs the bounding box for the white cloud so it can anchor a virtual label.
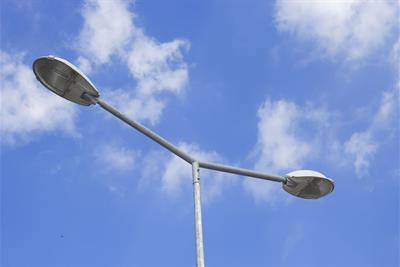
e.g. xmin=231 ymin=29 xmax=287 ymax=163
xmin=244 ymin=99 xmax=329 ymax=203
xmin=95 ymin=144 xmax=137 ymax=172
xmin=161 ymin=143 xmax=232 ymax=203
xmin=243 ymin=179 xmax=282 ymax=204
xmin=371 ymin=90 xmax=397 ymax=128
xmin=137 ymin=149 xmax=168 ymax=191
xmin=126 ymin=35 xmax=189 ymax=97
xmin=282 ymin=223 xmax=305 ymax=260
xmin=0 ymin=51 xmax=77 ymax=144
xmin=77 ymin=0 xmax=190 ymax=124
xmin=77 ymin=0 xmax=134 ymax=64
xmin=274 ymin=0 xmax=397 ymax=61
xmin=103 ymin=89 xmax=165 ymax=125
xmin=245 ymin=91 xmax=398 ymax=200
xmin=391 ymin=38 xmax=400 ymax=88
xmin=391 ymin=38 xmax=400 ymax=67
xmin=76 ymin=56 xmax=93 ymax=75
xmin=344 ymin=90 xmax=398 ymax=176
xmin=254 ymin=100 xmax=311 ymax=172
xmin=344 ymin=132 xmax=377 ymax=175
xmin=140 ymin=143 xmax=233 ymax=203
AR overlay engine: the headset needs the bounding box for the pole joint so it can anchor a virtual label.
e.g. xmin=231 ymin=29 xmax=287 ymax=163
xmin=192 ymin=161 xmax=200 ymax=184
xmin=81 ymin=92 xmax=98 ymax=105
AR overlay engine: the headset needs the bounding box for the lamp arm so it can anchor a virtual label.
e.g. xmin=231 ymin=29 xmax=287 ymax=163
xmin=83 ymin=93 xmax=195 ymax=164
xmin=198 ymin=161 xmax=286 ymax=183
xmin=82 ymin=93 xmax=286 ymax=184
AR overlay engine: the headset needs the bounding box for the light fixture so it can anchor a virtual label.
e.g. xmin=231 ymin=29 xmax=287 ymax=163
xmin=33 ymin=56 xmax=99 ymax=106
xmin=33 ymin=55 xmax=335 ymax=267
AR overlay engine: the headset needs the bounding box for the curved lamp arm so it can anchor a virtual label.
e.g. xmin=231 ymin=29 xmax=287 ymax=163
xmin=83 ymin=93 xmax=287 ymax=184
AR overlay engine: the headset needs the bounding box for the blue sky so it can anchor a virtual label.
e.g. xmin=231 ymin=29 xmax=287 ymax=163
xmin=1 ymin=0 xmax=399 ymax=266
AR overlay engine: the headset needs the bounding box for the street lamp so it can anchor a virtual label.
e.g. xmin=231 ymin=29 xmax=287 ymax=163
xmin=33 ymin=56 xmax=334 ymax=267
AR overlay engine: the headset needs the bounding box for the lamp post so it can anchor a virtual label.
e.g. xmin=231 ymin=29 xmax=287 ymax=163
xmin=33 ymin=56 xmax=334 ymax=267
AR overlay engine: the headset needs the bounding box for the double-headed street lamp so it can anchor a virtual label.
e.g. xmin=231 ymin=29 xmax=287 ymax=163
xmin=33 ymin=56 xmax=334 ymax=267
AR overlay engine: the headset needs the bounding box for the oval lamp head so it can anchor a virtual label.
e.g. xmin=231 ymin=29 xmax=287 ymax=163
xmin=283 ymin=170 xmax=334 ymax=199
xmin=33 ymin=56 xmax=99 ymax=106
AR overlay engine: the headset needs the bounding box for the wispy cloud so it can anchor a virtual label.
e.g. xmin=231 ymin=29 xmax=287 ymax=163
xmin=274 ymin=0 xmax=397 ymax=61
xmin=95 ymin=144 xmax=137 ymax=172
xmin=344 ymin=89 xmax=398 ymax=176
xmin=390 ymin=37 xmax=400 ymax=88
xmin=103 ymin=88 xmax=166 ymax=125
xmin=0 ymin=51 xmax=77 ymax=145
xmin=0 ymin=0 xmax=190 ymax=146
xmin=140 ymin=143 xmax=234 ymax=203
xmin=281 ymin=223 xmax=305 ymax=260
xmin=390 ymin=38 xmax=400 ymax=67
xmin=77 ymin=0 xmax=134 ymax=66
xmin=244 ymin=99 xmax=330 ymax=203
xmin=244 ymin=89 xmax=398 ymax=203
xmin=76 ymin=0 xmax=190 ymax=125
xmin=126 ymin=35 xmax=189 ymax=97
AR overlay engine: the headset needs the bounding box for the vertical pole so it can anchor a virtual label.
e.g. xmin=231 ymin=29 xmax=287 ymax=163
xmin=192 ymin=161 xmax=205 ymax=267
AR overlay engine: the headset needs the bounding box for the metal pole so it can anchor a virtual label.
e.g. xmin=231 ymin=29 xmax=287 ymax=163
xmin=192 ymin=161 xmax=205 ymax=267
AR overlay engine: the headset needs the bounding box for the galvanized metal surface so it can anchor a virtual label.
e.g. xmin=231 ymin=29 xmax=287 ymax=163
xmin=33 ymin=57 xmax=334 ymax=267
xmin=192 ymin=162 xmax=205 ymax=267
xmin=198 ymin=161 xmax=287 ymax=183
xmin=82 ymin=94 xmax=290 ymax=267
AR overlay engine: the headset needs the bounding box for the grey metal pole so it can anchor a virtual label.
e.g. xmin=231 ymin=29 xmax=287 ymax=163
xmin=33 ymin=57 xmax=333 ymax=267
xmin=82 ymin=93 xmax=290 ymax=267
xmin=192 ymin=161 xmax=205 ymax=267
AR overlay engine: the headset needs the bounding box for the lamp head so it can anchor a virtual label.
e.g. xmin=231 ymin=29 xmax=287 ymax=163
xmin=33 ymin=56 xmax=99 ymax=106
xmin=283 ymin=170 xmax=334 ymax=199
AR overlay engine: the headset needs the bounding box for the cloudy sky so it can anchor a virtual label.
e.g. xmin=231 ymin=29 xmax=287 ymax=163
xmin=1 ymin=0 xmax=399 ymax=266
